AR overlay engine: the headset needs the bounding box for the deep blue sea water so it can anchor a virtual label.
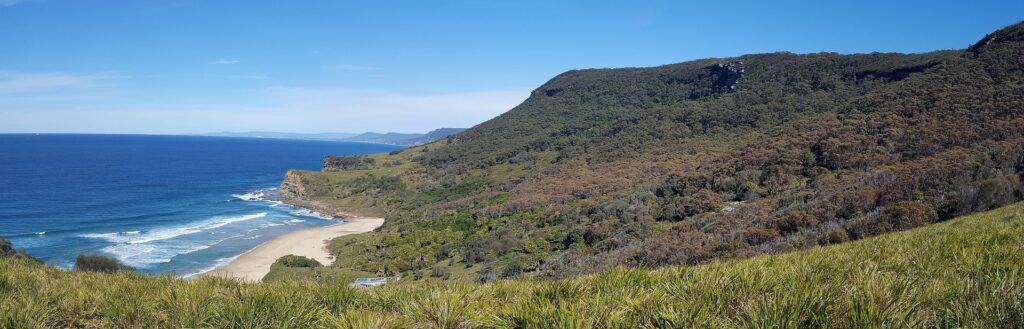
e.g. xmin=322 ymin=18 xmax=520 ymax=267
xmin=0 ymin=134 xmax=400 ymax=277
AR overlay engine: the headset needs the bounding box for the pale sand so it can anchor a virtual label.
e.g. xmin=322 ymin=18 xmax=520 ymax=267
xmin=206 ymin=217 xmax=384 ymax=282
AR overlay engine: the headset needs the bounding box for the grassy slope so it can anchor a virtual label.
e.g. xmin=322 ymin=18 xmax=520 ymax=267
xmin=3 ymin=202 xmax=1022 ymax=328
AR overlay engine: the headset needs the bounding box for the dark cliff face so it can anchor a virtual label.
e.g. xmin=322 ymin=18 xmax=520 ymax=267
xmin=706 ymin=61 xmax=744 ymax=92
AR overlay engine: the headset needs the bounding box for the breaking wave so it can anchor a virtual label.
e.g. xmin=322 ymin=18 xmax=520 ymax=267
xmin=289 ymin=208 xmax=334 ymax=220
xmin=80 ymin=212 xmax=267 ymax=245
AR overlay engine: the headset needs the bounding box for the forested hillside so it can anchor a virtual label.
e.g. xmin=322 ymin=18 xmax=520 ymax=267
xmin=283 ymin=22 xmax=1024 ymax=281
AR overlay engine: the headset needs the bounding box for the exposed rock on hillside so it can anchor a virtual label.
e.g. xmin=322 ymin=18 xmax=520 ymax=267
xmin=707 ymin=60 xmax=744 ymax=92
xmin=278 ymin=170 xmax=308 ymax=199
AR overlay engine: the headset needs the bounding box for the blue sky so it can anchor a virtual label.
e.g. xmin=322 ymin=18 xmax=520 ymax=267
xmin=0 ymin=0 xmax=1020 ymax=134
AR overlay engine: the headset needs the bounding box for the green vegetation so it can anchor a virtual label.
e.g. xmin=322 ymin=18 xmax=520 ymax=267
xmin=74 ymin=254 xmax=135 ymax=274
xmin=2 ymin=202 xmax=1022 ymax=327
xmin=276 ymin=255 xmax=323 ymax=268
xmin=281 ymin=22 xmax=1024 ymax=281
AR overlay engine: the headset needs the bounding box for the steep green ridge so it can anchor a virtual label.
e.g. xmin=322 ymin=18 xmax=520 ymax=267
xmin=283 ymin=22 xmax=1024 ymax=281
xmin=3 ymin=201 xmax=1022 ymax=327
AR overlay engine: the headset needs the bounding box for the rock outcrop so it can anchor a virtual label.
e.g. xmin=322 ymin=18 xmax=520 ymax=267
xmin=278 ymin=170 xmax=365 ymax=219
xmin=0 ymin=236 xmax=41 ymax=263
xmin=278 ymin=170 xmax=308 ymax=199
xmin=706 ymin=61 xmax=744 ymax=92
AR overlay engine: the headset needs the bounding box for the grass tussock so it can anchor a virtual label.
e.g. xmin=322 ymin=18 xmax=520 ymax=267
xmin=2 ymin=202 xmax=1023 ymax=328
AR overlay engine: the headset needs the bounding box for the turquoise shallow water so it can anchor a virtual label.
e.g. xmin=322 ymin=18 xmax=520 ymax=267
xmin=0 ymin=134 xmax=401 ymax=276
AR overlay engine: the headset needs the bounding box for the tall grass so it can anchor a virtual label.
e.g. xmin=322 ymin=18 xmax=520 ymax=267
xmin=1 ymin=203 xmax=1023 ymax=328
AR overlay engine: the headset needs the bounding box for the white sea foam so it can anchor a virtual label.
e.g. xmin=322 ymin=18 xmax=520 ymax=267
xmin=79 ymin=212 xmax=268 ymax=245
xmin=106 ymin=242 xmax=213 ymax=266
xmin=101 ymin=232 xmax=253 ymax=267
xmin=182 ymin=255 xmax=241 ymax=279
xmin=231 ymin=188 xmax=279 ymax=202
xmin=34 ymin=231 xmax=46 ymax=235
xmin=80 ymin=212 xmax=269 ymax=266
xmin=289 ymin=208 xmax=334 ymax=220
xmin=231 ymin=191 xmax=266 ymax=201
xmin=285 ymin=219 xmax=306 ymax=224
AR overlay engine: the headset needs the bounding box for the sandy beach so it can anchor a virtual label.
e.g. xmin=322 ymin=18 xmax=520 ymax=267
xmin=206 ymin=216 xmax=384 ymax=282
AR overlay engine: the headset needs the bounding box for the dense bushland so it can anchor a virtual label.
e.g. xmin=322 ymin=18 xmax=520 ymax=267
xmin=285 ymin=22 xmax=1024 ymax=281
xmin=2 ymin=202 xmax=1022 ymax=327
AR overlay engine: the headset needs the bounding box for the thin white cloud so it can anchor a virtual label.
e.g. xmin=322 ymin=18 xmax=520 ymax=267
xmin=0 ymin=69 xmax=529 ymax=133
xmin=209 ymin=59 xmax=240 ymax=65
xmin=0 ymin=71 xmax=123 ymax=95
xmin=212 ymin=74 xmax=269 ymax=80
xmin=0 ymin=0 xmax=22 ymax=6
xmin=327 ymin=64 xmax=378 ymax=71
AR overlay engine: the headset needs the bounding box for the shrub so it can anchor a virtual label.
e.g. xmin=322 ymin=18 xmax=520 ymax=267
xmin=823 ymin=228 xmax=850 ymax=245
xmin=880 ymin=201 xmax=938 ymax=231
xmin=500 ymin=259 xmax=524 ymax=278
xmin=461 ymin=240 xmax=491 ymax=264
xmin=741 ymin=227 xmax=780 ymax=245
xmin=595 ymin=237 xmax=624 ymax=251
xmin=74 ymin=254 xmax=133 ymax=273
xmin=976 ymin=177 xmax=1015 ymax=211
xmin=853 ymin=201 xmax=939 ymax=238
xmin=430 ymin=265 xmax=451 ymax=279
xmin=583 ymin=221 xmax=615 ymax=244
xmin=658 ymin=203 xmax=686 ymax=221
xmin=475 ymin=263 xmax=496 ymax=283
xmin=434 ymin=244 xmax=456 ymax=260
xmin=275 ymin=255 xmax=322 ymax=268
xmin=773 ymin=211 xmax=822 ymax=234
xmin=683 ymin=189 xmax=722 ymax=216
xmin=323 ymin=156 xmax=371 ymax=171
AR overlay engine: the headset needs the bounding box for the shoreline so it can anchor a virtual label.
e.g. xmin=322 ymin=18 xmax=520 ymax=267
xmin=205 ymin=198 xmax=383 ymax=282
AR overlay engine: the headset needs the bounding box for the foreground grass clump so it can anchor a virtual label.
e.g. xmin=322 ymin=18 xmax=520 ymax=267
xmin=2 ymin=202 xmax=1023 ymax=328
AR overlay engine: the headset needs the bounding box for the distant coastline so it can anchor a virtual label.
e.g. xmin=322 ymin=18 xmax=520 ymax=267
xmin=200 ymin=127 xmax=465 ymax=147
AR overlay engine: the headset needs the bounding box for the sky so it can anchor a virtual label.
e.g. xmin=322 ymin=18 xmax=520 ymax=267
xmin=0 ymin=1 xmax=1021 ymax=134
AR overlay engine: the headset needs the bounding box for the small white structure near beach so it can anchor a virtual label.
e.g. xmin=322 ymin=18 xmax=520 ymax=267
xmin=351 ymin=277 xmax=388 ymax=288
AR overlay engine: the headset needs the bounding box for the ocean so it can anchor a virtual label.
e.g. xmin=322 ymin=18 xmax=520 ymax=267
xmin=0 ymin=134 xmax=401 ymax=277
